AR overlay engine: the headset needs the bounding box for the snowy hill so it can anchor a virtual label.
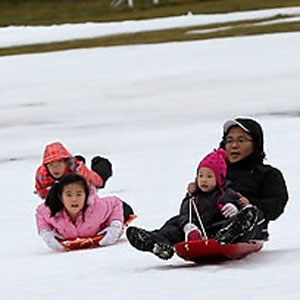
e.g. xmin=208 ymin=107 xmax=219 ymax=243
xmin=1 ymin=13 xmax=300 ymax=300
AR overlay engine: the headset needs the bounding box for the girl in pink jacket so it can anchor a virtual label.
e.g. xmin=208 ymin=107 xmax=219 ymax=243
xmin=36 ymin=174 xmax=131 ymax=251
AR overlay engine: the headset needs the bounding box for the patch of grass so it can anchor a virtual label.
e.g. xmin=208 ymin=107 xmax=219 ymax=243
xmin=1 ymin=1 xmax=300 ymax=57
xmin=1 ymin=16 xmax=299 ymax=57
xmin=1 ymin=0 xmax=300 ymax=26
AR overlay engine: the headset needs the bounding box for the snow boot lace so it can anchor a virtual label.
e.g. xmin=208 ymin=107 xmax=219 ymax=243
xmin=126 ymin=226 xmax=174 ymax=260
xmin=215 ymin=205 xmax=258 ymax=245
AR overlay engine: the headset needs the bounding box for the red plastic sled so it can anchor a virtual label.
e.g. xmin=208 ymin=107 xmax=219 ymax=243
xmin=174 ymin=238 xmax=264 ymax=263
xmin=59 ymin=235 xmax=104 ymax=251
xmin=58 ymin=214 xmax=137 ymax=251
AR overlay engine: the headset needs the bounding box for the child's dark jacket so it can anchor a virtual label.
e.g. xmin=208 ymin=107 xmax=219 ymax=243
xmin=178 ymin=185 xmax=241 ymax=230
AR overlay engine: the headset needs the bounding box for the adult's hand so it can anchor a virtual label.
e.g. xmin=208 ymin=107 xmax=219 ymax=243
xmin=187 ymin=182 xmax=197 ymax=196
xmin=238 ymin=193 xmax=250 ymax=206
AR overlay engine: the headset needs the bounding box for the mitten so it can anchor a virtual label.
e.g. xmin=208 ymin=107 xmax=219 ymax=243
xmin=221 ymin=203 xmax=239 ymax=218
xmin=39 ymin=229 xmax=64 ymax=251
xmin=98 ymin=221 xmax=123 ymax=246
xmin=183 ymin=223 xmax=202 ymax=241
xmin=91 ymin=156 xmax=113 ymax=186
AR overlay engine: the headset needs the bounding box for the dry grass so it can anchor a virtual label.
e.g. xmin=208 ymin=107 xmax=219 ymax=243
xmin=1 ymin=16 xmax=300 ymax=57
xmin=1 ymin=1 xmax=300 ymax=56
xmin=1 ymin=0 xmax=300 ymax=26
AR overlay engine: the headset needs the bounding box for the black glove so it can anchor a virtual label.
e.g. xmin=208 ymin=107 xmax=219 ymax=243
xmin=91 ymin=156 xmax=113 ymax=186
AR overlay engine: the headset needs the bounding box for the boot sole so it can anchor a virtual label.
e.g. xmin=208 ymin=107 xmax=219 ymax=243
xmin=126 ymin=227 xmax=154 ymax=252
xmin=215 ymin=205 xmax=258 ymax=245
xmin=127 ymin=227 xmax=174 ymax=260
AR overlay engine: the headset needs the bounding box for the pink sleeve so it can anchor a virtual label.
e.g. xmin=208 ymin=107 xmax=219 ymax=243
xmin=97 ymin=195 xmax=124 ymax=225
xmin=36 ymin=204 xmax=53 ymax=233
xmin=107 ymin=196 xmax=124 ymax=224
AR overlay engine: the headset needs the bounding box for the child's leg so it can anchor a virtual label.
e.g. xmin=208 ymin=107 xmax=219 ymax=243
xmin=126 ymin=226 xmax=175 ymax=260
xmin=151 ymin=215 xmax=185 ymax=245
xmin=122 ymin=201 xmax=134 ymax=223
xmin=91 ymin=156 xmax=113 ymax=186
xmin=126 ymin=216 xmax=185 ymax=260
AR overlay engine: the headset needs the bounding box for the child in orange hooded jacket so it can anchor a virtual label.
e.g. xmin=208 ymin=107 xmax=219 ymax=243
xmin=35 ymin=141 xmax=112 ymax=199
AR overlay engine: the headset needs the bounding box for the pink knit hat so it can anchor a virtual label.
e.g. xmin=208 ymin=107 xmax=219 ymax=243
xmin=197 ymin=149 xmax=227 ymax=186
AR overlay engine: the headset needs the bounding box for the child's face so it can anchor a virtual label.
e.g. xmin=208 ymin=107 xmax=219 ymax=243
xmin=197 ymin=167 xmax=217 ymax=193
xmin=47 ymin=159 xmax=67 ymax=179
xmin=62 ymin=183 xmax=86 ymax=219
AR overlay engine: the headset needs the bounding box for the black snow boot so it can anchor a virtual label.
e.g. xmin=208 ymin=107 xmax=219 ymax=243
xmin=215 ymin=205 xmax=258 ymax=245
xmin=126 ymin=227 xmax=174 ymax=260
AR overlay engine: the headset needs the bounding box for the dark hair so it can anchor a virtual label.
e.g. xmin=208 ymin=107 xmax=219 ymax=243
xmin=45 ymin=174 xmax=89 ymax=217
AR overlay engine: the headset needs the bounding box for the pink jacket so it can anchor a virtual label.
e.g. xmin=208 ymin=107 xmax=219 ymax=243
xmin=36 ymin=188 xmax=124 ymax=240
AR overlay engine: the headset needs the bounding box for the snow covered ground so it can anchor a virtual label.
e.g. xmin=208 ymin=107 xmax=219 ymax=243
xmin=1 ymin=10 xmax=300 ymax=300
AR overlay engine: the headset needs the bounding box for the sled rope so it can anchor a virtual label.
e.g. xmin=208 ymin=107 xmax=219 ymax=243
xmin=191 ymin=196 xmax=208 ymax=240
xmin=185 ymin=195 xmax=194 ymax=242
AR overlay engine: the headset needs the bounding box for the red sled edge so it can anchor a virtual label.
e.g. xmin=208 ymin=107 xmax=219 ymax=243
xmin=57 ymin=214 xmax=137 ymax=251
xmin=174 ymin=238 xmax=264 ymax=263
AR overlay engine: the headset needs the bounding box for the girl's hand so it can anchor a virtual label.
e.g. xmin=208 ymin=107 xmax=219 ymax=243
xmin=39 ymin=230 xmax=64 ymax=251
xmin=98 ymin=221 xmax=123 ymax=246
xmin=221 ymin=203 xmax=238 ymax=218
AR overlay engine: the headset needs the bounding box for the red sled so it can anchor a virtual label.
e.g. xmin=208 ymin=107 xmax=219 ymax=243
xmin=174 ymin=238 xmax=264 ymax=263
xmin=57 ymin=214 xmax=137 ymax=251
xmin=58 ymin=235 xmax=104 ymax=251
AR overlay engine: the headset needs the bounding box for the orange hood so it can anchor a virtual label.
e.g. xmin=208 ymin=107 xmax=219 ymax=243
xmin=43 ymin=142 xmax=73 ymax=165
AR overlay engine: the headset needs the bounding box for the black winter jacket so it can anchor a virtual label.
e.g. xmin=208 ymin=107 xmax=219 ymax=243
xmin=226 ymin=153 xmax=288 ymax=222
xmin=178 ymin=186 xmax=241 ymax=230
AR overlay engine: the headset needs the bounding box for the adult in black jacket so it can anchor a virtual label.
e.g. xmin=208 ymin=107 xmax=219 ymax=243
xmin=220 ymin=118 xmax=288 ymax=231
xmin=126 ymin=117 xmax=289 ymax=260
